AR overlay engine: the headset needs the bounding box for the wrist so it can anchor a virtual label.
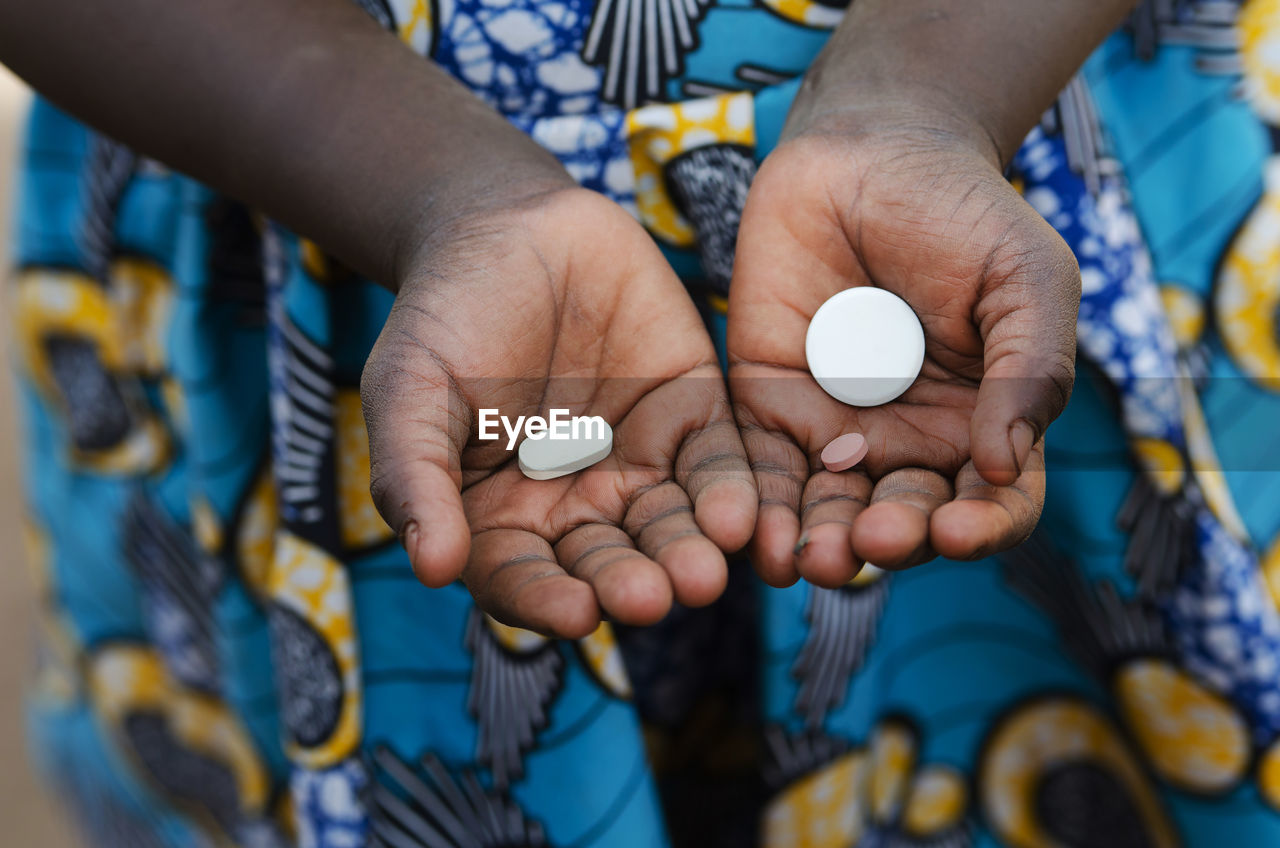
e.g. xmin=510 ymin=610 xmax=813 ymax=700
xmin=389 ymin=152 xmax=576 ymax=293
xmin=783 ymin=67 xmax=1008 ymax=172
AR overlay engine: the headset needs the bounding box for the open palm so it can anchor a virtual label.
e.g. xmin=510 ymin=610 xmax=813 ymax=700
xmin=363 ymin=188 xmax=756 ymax=637
xmin=729 ymin=131 xmax=1080 ymax=588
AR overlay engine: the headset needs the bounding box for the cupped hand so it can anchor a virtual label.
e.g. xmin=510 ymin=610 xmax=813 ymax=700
xmin=362 ymin=187 xmax=757 ymax=637
xmin=728 ymin=119 xmax=1080 ymax=589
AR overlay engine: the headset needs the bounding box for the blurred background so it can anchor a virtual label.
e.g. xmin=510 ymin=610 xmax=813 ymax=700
xmin=0 ymin=65 xmax=81 ymax=845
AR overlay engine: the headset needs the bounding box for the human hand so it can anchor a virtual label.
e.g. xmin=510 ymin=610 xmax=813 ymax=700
xmin=728 ymin=108 xmax=1079 ymax=588
xmin=362 ymin=187 xmax=757 ymax=637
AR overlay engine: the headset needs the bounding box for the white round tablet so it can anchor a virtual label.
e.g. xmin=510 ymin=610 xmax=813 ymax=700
xmin=518 ymin=420 xmax=613 ymax=480
xmin=805 ymin=287 xmax=925 ymax=407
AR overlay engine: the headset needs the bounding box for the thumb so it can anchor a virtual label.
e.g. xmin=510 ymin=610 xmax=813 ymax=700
xmin=361 ymin=329 xmax=471 ymax=587
xmin=969 ymin=227 xmax=1080 ymax=487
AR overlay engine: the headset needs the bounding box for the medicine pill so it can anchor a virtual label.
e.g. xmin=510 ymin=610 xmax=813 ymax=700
xmin=518 ymin=421 xmax=613 ymax=480
xmin=821 ymin=433 xmax=869 ymax=472
xmin=805 ymin=288 xmax=925 ymax=407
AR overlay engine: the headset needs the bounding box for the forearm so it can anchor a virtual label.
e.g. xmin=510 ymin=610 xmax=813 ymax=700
xmin=789 ymin=0 xmax=1138 ymax=166
xmin=0 ymin=0 xmax=571 ymax=286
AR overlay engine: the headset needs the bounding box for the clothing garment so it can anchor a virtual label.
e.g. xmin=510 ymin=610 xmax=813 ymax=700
xmin=11 ymin=0 xmax=1280 ymax=845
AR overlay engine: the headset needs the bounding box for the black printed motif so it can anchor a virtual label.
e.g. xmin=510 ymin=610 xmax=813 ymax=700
xmin=664 ymin=144 xmax=755 ymax=293
xmin=791 ymin=575 xmax=889 ymax=729
xmin=269 ymin=604 xmax=344 ymax=748
xmin=124 ymin=712 xmax=242 ymax=831
xmin=582 ymin=0 xmax=713 ymax=108
xmin=44 ymin=335 xmax=134 ymax=452
xmin=369 ymin=747 xmax=550 ymax=847
xmin=264 ymin=230 xmax=341 ymax=551
xmin=77 ymin=135 xmax=136 ymax=282
xmin=123 ymin=493 xmax=224 ymax=694
xmin=466 ymin=610 xmax=564 ymax=789
xmin=353 ymin=0 xmax=397 ymax=30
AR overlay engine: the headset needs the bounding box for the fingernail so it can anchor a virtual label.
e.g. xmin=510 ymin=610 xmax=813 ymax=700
xmin=401 ymin=520 xmax=419 ymax=560
xmin=1009 ymin=420 xmax=1035 ymax=477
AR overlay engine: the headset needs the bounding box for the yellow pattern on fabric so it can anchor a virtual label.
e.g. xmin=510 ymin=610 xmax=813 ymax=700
xmin=1264 ymin=533 xmax=1280 ymax=614
xmin=191 ymin=494 xmax=225 ymax=555
xmin=851 ymin=563 xmax=887 ymax=587
xmin=109 ymin=258 xmax=174 ymax=375
xmin=237 ymin=468 xmax=279 ymax=596
xmin=1114 ymin=660 xmax=1250 ymax=793
xmin=757 ymin=0 xmax=845 ymax=29
xmin=12 ymin=267 xmax=171 ymax=473
xmin=1159 ymin=284 xmax=1206 ymax=349
xmin=761 ymin=750 xmax=867 ymax=848
xmin=299 ymin=240 xmax=332 ymax=283
xmin=1259 ymin=737 xmax=1280 ymax=809
xmin=335 ymin=389 xmax=395 ymax=550
xmin=22 ymin=518 xmax=80 ymax=704
xmin=268 ymin=532 xmax=362 ymax=768
xmin=161 ymin=376 xmax=188 ymax=437
xmin=88 ymin=644 xmax=273 ymax=816
xmin=485 ymin=615 xmax=550 ymax=654
xmin=72 ymin=416 xmax=170 ymax=474
xmin=15 ymin=270 xmax=118 ymax=387
xmin=14 ymin=261 xmax=174 ymax=379
xmin=392 ymin=0 xmax=434 ymax=54
xmin=979 ymin=697 xmax=1177 ymax=848
xmin=869 ymin=720 xmax=915 ymax=824
xmin=1180 ymin=386 xmax=1250 ymax=540
xmin=1132 ymin=438 xmax=1186 ymax=495
xmin=1216 ymin=156 xmax=1280 ymax=391
xmin=483 ymin=614 xmax=632 ymax=697
xmin=1241 ymin=0 xmax=1280 ymax=123
xmin=902 ymin=765 xmax=968 ymax=836
xmin=577 ymin=622 xmax=633 ymax=698
xmin=762 ymin=719 xmax=970 ymax=847
xmin=627 ymin=92 xmax=755 ymax=247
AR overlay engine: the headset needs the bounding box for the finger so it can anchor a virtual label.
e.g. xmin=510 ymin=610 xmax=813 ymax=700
xmin=682 ymin=424 xmax=759 ymax=555
xmin=624 ymin=481 xmax=728 ymax=608
xmin=931 ymin=441 xmax=1046 ymax=560
xmin=554 ymin=524 xmax=673 ymax=625
xmin=795 ymin=469 xmax=873 ymax=588
xmin=850 ymin=468 xmax=953 ymax=569
xmin=465 ymin=529 xmax=600 ymax=639
xmin=740 ymin=421 xmax=808 ymax=588
xmin=363 ymin=325 xmax=472 ymax=588
xmin=621 ymin=365 xmax=759 ymax=554
xmin=970 ymin=216 xmax=1079 ymax=486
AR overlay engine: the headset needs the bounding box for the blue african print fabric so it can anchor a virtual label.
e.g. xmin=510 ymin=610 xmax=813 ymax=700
xmin=11 ymin=1 xmax=1280 ymax=846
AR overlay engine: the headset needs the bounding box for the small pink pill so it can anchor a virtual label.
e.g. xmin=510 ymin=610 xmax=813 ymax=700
xmin=821 ymin=433 xmax=868 ymax=472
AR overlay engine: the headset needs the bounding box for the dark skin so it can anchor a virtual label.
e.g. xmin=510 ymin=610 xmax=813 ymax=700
xmin=1 ymin=0 xmax=1135 ymax=634
xmin=362 ymin=188 xmax=757 ymax=637
xmin=0 ymin=0 xmax=564 ymax=285
xmin=0 ymin=0 xmax=757 ymax=637
xmin=729 ymin=0 xmax=1138 ymax=586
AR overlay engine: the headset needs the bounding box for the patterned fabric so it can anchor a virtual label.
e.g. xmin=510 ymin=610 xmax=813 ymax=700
xmin=12 ymin=0 xmax=1280 ymax=845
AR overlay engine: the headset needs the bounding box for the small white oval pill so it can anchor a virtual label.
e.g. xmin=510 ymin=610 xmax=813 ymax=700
xmin=518 ymin=421 xmax=614 ymax=480
xmin=805 ymin=287 xmax=925 ymax=407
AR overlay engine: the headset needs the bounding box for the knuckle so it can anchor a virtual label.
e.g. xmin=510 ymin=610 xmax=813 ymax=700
xmin=1042 ymin=353 xmax=1076 ymax=418
xmin=366 ymin=462 xmax=400 ymax=518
